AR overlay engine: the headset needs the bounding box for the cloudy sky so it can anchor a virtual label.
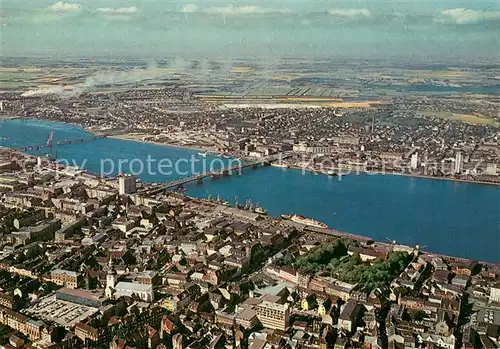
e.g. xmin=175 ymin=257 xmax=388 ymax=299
xmin=1 ymin=0 xmax=499 ymax=63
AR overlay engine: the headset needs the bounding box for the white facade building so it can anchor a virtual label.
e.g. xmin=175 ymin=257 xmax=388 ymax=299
xmin=410 ymin=152 xmax=419 ymax=170
xmin=114 ymin=282 xmax=153 ymax=302
xmin=490 ymin=283 xmax=500 ymax=303
xmin=118 ymin=174 xmax=137 ymax=195
xmin=486 ymin=163 xmax=498 ymax=176
xmin=454 ymin=151 xmax=463 ymax=174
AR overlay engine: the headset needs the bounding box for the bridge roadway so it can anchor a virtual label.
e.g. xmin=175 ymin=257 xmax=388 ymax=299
xmin=144 ymin=153 xmax=291 ymax=195
xmin=9 ymin=135 xmax=107 ymax=152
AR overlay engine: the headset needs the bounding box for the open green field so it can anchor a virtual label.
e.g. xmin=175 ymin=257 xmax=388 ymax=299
xmin=420 ymin=111 xmax=499 ymax=126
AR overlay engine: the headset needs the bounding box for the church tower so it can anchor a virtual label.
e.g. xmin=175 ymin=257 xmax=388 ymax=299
xmin=105 ymin=258 xmax=117 ymax=298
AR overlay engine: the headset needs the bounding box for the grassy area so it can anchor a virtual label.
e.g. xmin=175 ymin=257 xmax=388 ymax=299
xmin=421 ymin=111 xmax=499 ymax=126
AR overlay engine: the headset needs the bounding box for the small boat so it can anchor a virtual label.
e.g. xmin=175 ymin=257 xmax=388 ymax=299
xmin=198 ymin=151 xmax=208 ymax=157
xmin=222 ymin=201 xmax=231 ymax=206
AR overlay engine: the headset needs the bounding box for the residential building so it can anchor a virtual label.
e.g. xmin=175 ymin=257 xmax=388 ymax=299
xmin=75 ymin=322 xmax=100 ymax=343
xmin=0 ymin=306 xmax=44 ymax=340
xmin=50 ymin=269 xmax=79 ymax=289
xmin=338 ymin=300 xmax=364 ymax=334
xmin=0 ymin=293 xmax=14 ymax=309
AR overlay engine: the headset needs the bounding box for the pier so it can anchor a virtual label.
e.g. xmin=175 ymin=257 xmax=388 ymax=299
xmin=144 ymin=153 xmax=292 ymax=195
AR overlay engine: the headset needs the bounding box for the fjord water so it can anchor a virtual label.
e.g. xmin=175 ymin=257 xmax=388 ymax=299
xmin=2 ymin=119 xmax=499 ymax=262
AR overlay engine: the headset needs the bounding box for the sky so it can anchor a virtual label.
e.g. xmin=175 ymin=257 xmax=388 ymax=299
xmin=1 ymin=0 xmax=499 ymax=63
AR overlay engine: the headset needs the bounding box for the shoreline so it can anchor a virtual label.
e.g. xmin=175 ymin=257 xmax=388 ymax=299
xmin=199 ymin=197 xmax=499 ymax=265
xmin=285 ymin=164 xmax=500 ymax=187
xmin=107 ymin=134 xmax=214 ymax=153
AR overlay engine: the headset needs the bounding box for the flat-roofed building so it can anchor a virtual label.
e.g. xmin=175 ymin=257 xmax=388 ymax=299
xmin=256 ymin=300 xmax=289 ymax=331
xmin=55 ymin=288 xmax=105 ymax=308
xmin=235 ymin=307 xmax=259 ymax=329
xmin=118 ymin=174 xmax=137 ymax=195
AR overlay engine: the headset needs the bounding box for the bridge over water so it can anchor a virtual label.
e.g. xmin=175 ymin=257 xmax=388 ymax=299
xmin=144 ymin=152 xmax=292 ymax=195
xmin=6 ymin=135 xmax=107 ymax=152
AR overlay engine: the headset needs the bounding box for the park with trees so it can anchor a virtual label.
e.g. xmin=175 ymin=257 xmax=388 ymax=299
xmin=279 ymin=238 xmax=412 ymax=291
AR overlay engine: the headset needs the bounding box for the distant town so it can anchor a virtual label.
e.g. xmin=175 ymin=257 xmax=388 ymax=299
xmin=0 ymin=151 xmax=497 ymax=349
xmin=0 ymin=79 xmax=499 ymax=185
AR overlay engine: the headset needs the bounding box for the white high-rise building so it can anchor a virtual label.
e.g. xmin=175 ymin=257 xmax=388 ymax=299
xmin=256 ymin=301 xmax=290 ymax=331
xmin=410 ymin=152 xmax=419 ymax=170
xmin=454 ymin=151 xmax=464 ymax=174
xmin=118 ymin=174 xmax=137 ymax=195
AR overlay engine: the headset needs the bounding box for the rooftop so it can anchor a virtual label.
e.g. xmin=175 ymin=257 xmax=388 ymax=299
xmin=51 ymin=269 xmax=78 ymax=277
xmin=115 ymin=281 xmax=153 ymax=293
xmin=258 ymin=300 xmax=288 ymax=312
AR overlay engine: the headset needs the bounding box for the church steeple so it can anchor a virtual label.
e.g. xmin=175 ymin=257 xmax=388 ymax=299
xmin=105 ymin=257 xmax=117 ymax=298
xmin=108 ymin=257 xmax=116 ymax=272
